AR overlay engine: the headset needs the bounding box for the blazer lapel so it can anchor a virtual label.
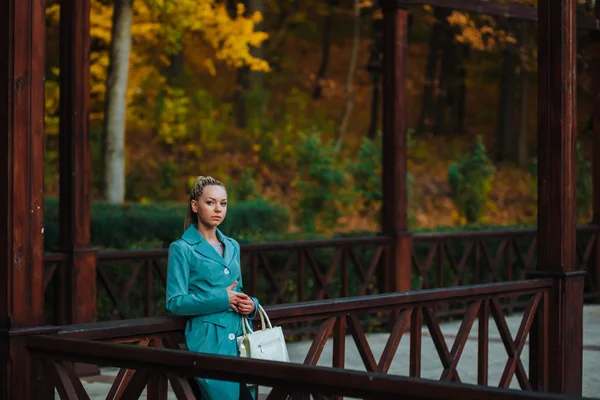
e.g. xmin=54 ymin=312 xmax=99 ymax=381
xmin=181 ymin=225 xmax=227 ymax=267
xmin=217 ymin=229 xmax=236 ymax=266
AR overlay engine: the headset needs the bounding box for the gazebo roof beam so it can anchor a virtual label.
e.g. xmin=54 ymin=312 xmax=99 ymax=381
xmin=390 ymin=0 xmax=599 ymax=31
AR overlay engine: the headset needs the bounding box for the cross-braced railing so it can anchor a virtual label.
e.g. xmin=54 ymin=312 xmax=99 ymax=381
xmin=43 ymin=226 xmax=600 ymax=325
xmin=33 ymin=278 xmax=554 ymax=399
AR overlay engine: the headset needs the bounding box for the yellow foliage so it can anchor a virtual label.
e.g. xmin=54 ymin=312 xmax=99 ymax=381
xmin=447 ymin=12 xmax=516 ymax=51
xmin=45 ymin=0 xmax=270 ymax=153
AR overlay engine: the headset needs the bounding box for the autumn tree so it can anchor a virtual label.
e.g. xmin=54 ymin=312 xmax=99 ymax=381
xmin=49 ymin=0 xmax=270 ymax=203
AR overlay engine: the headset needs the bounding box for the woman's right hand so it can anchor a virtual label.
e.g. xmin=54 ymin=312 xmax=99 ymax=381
xmin=227 ymin=281 xmax=248 ymax=312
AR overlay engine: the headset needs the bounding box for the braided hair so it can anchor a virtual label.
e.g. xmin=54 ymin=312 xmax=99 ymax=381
xmin=184 ymin=176 xmax=225 ymax=231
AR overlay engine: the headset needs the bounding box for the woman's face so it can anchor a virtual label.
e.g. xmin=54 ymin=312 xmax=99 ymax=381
xmin=191 ymin=185 xmax=228 ymax=228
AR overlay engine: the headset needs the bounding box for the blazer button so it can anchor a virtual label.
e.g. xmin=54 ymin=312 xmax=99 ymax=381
xmin=228 ymin=333 xmax=235 ymax=340
xmin=224 ymin=268 xmax=230 ymax=275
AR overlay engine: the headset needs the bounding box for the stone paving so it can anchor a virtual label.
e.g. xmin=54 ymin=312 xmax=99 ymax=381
xmin=78 ymin=305 xmax=600 ymax=399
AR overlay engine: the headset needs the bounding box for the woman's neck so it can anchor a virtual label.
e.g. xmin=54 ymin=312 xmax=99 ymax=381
xmin=196 ymin=223 xmax=219 ymax=243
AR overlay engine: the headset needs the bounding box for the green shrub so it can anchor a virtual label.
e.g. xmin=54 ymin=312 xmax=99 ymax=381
xmin=529 ymin=140 xmax=591 ymax=219
xmin=44 ymin=197 xmax=290 ymax=250
xmin=349 ymin=134 xmax=415 ymax=226
xmin=229 ymin=168 xmax=261 ymax=202
xmin=350 ymin=136 xmax=382 ymax=215
xmin=448 ymin=136 xmax=496 ymax=224
xmin=293 ymin=132 xmax=353 ymax=232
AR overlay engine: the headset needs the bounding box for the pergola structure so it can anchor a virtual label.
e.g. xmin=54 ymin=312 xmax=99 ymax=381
xmin=1 ymin=0 xmax=599 ymax=398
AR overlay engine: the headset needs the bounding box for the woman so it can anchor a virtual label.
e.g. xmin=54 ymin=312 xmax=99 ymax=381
xmin=166 ymin=175 xmax=259 ymax=400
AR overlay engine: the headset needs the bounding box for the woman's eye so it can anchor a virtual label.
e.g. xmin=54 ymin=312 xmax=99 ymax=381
xmin=206 ymin=201 xmax=214 ymax=205
xmin=221 ymin=203 xmax=227 ymax=207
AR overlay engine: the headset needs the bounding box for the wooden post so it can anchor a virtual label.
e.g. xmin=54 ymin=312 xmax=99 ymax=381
xmin=0 ymin=0 xmax=50 ymax=397
xmin=59 ymin=0 xmax=98 ymax=327
xmin=59 ymin=0 xmax=99 ymax=377
xmin=592 ymin=0 xmax=600 ymax=303
xmin=534 ymin=0 xmax=584 ymax=394
xmin=381 ymin=1 xmax=411 ymax=294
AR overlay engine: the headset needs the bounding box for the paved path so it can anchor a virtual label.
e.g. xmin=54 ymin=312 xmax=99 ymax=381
xmin=78 ymin=305 xmax=600 ymax=399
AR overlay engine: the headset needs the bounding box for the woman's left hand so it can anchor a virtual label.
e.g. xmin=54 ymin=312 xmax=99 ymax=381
xmin=236 ymin=297 xmax=256 ymax=315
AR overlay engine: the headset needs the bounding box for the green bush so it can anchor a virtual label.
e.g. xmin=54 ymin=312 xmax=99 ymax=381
xmin=44 ymin=197 xmax=290 ymax=251
xmin=229 ymin=168 xmax=261 ymax=202
xmin=448 ymin=136 xmax=496 ymax=224
xmin=349 ymin=136 xmax=382 ymax=215
xmin=294 ymin=132 xmax=353 ymax=232
xmin=529 ymin=140 xmax=591 ymax=219
xmin=349 ymin=134 xmax=415 ymax=226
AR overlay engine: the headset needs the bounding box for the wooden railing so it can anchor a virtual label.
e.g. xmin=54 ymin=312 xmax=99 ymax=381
xmin=43 ymin=226 xmax=600 ymax=324
xmin=36 ymin=279 xmax=553 ymax=399
xmin=28 ymin=335 xmax=581 ymax=400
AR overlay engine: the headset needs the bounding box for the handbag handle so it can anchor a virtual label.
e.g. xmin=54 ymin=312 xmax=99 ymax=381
xmin=241 ymin=305 xmax=272 ymax=336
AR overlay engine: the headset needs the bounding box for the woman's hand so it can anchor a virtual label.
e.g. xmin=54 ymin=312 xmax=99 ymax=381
xmin=236 ymin=297 xmax=256 ymax=316
xmin=226 ymin=281 xmax=248 ymax=313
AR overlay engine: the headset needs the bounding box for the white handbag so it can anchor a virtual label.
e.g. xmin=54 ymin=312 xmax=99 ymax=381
xmin=237 ymin=305 xmax=290 ymax=362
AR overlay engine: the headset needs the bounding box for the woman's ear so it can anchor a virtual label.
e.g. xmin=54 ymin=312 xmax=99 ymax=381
xmin=190 ymin=199 xmax=199 ymax=213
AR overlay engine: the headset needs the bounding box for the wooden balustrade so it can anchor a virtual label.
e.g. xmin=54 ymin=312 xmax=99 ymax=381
xmin=42 ymin=226 xmax=600 ymax=324
xmin=28 ymin=333 xmax=581 ymax=400
xmin=36 ymin=279 xmax=553 ymax=398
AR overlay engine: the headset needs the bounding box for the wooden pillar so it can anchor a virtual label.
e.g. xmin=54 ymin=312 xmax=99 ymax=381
xmin=534 ymin=0 xmax=584 ymax=394
xmin=592 ymin=0 xmax=600 ymax=303
xmin=59 ymin=0 xmax=97 ymax=328
xmin=381 ymin=1 xmax=411 ymax=294
xmin=0 ymin=0 xmax=50 ymax=397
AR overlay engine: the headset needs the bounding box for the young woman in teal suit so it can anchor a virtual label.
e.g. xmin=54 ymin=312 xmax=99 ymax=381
xmin=166 ymin=176 xmax=259 ymax=400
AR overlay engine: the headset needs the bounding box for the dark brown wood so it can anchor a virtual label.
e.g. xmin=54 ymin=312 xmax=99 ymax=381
xmin=303 ymin=317 xmax=336 ymax=365
xmin=48 ymin=279 xmax=552 ymax=396
xmin=592 ymin=0 xmax=600 ymax=303
xmin=346 ymin=312 xmax=378 ymax=372
xmin=529 ymin=291 xmax=549 ymax=391
xmin=27 ymin=335 xmax=584 ymax=400
xmin=477 ymin=300 xmax=489 ymax=385
xmin=381 ymin=1 xmax=411 ymax=295
xmin=537 ymin=0 xmax=577 ymax=275
xmin=381 ymin=2 xmax=408 ymax=234
xmin=396 ymin=0 xmax=599 ymax=30
xmin=59 ymin=0 xmax=97 ymax=328
xmin=43 ymin=224 xmax=600 ymax=323
xmin=536 ymin=0 xmax=583 ymax=395
xmin=379 ymin=308 xmax=411 ymax=373
xmin=409 ymin=308 xmax=422 ymax=378
xmin=0 ymin=0 xmax=47 ymax=397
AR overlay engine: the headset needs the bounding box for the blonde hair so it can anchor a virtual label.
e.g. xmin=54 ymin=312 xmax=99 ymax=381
xmin=184 ymin=175 xmax=225 ymax=231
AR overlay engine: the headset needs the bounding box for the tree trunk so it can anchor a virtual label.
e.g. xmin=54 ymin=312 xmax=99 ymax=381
xmin=495 ymin=41 xmax=518 ymax=163
xmin=417 ymin=8 xmax=448 ymax=136
xmin=102 ymin=0 xmax=133 ymax=204
xmin=452 ymin=45 xmax=469 ymax=134
xmin=337 ymin=0 xmax=361 ymax=147
xmin=367 ymin=14 xmax=383 ymax=138
xmin=517 ymin=61 xmax=528 ymax=168
xmin=233 ymin=0 xmax=266 ymax=129
xmin=517 ymin=22 xmax=529 ymax=168
xmin=312 ymin=1 xmax=336 ymax=99
xmin=249 ymin=0 xmax=266 ymax=126
xmin=432 ymin=26 xmax=455 ymax=136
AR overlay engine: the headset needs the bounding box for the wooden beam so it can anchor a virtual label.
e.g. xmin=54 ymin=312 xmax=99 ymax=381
xmin=396 ymin=0 xmax=599 ymax=31
xmin=0 ymin=0 xmax=48 ymax=397
xmin=0 ymin=0 xmax=46 ymax=334
xmin=592 ymin=0 xmax=600 ymax=303
xmin=535 ymin=0 xmax=583 ymax=395
xmin=58 ymin=0 xmax=97 ymax=328
xmin=381 ymin=2 xmax=412 ymax=294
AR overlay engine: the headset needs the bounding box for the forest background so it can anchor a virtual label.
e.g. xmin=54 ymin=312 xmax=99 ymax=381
xmin=42 ymin=0 xmax=598 ymax=251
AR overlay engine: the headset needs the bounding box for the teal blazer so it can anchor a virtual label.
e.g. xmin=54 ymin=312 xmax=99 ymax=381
xmin=166 ymin=225 xmax=259 ymax=400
